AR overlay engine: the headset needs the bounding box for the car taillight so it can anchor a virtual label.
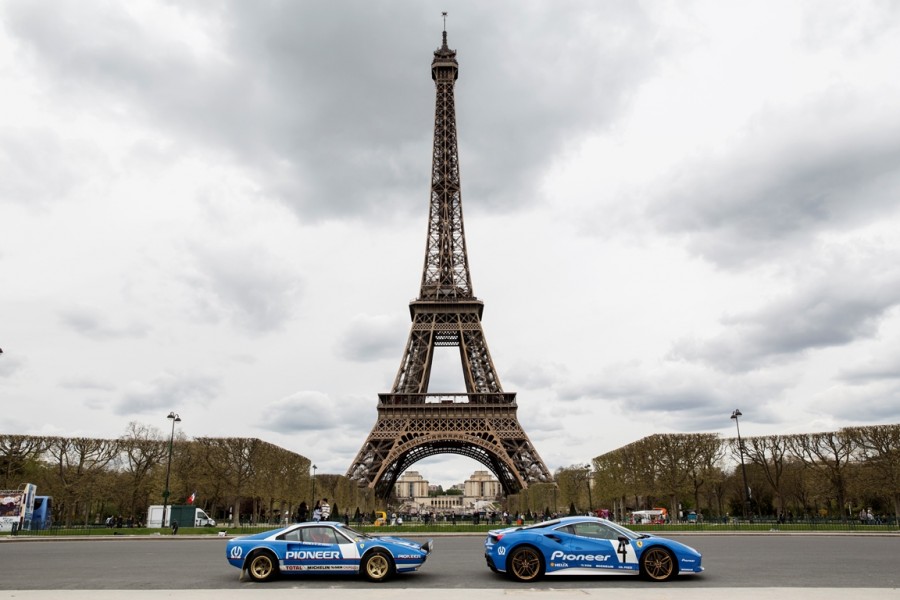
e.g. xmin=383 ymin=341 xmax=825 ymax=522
xmin=492 ymin=534 xmax=503 ymax=542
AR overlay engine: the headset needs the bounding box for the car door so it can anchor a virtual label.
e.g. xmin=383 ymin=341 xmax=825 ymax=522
xmin=567 ymin=521 xmax=639 ymax=572
xmin=279 ymin=525 xmax=344 ymax=573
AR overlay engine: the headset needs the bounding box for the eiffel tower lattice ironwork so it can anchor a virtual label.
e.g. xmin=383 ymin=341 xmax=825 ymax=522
xmin=347 ymin=26 xmax=552 ymax=499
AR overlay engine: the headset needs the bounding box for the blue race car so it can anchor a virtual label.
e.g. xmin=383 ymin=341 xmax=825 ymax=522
xmin=484 ymin=516 xmax=702 ymax=582
xmin=226 ymin=521 xmax=433 ymax=583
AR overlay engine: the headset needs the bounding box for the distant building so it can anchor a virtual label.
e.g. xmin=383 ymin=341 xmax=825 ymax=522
xmin=394 ymin=470 xmax=501 ymax=515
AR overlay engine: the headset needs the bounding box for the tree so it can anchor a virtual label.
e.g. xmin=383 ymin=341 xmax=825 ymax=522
xmin=845 ymin=424 xmax=900 ymax=526
xmin=788 ymin=431 xmax=856 ymax=520
xmin=116 ymin=422 xmax=167 ymax=519
xmin=0 ymin=435 xmax=49 ymax=488
xmin=742 ymin=434 xmax=791 ymax=518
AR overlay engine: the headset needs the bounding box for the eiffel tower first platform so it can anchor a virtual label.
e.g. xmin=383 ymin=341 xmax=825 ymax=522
xmin=346 ymin=25 xmax=553 ymax=499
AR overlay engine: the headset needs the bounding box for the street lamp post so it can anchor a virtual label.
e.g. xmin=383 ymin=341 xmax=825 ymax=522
xmin=584 ymin=464 xmax=594 ymax=513
xmin=311 ymin=464 xmax=317 ymax=509
xmin=731 ymin=409 xmax=750 ymax=520
xmin=162 ymin=411 xmax=181 ymax=529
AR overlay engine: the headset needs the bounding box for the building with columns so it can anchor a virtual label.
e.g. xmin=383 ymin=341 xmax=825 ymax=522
xmin=394 ymin=470 xmax=502 ymax=515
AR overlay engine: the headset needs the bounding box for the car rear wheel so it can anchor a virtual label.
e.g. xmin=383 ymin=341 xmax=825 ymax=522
xmin=361 ymin=550 xmax=393 ymax=582
xmin=640 ymin=546 xmax=677 ymax=581
xmin=246 ymin=551 xmax=278 ymax=582
xmin=507 ymin=546 xmax=544 ymax=582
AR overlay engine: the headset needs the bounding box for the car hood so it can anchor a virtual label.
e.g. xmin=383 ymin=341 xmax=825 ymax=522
xmin=375 ymin=536 xmax=431 ymax=552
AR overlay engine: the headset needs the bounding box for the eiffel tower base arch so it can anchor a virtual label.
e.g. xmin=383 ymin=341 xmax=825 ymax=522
xmin=347 ymin=394 xmax=552 ymax=499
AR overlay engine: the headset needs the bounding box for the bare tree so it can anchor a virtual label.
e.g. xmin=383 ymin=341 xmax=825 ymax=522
xmin=844 ymin=424 xmax=900 ymax=525
xmin=0 ymin=435 xmax=49 ymax=488
xmin=742 ymin=434 xmax=791 ymax=518
xmin=787 ymin=431 xmax=856 ymax=521
xmin=116 ymin=422 xmax=167 ymax=519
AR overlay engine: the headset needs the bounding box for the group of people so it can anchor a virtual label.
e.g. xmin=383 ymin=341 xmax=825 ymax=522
xmin=294 ymin=498 xmax=331 ymax=523
xmin=858 ymin=507 xmax=880 ymax=524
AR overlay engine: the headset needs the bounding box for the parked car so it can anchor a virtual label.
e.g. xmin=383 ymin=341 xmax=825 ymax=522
xmin=226 ymin=521 xmax=433 ymax=582
xmin=484 ymin=516 xmax=703 ymax=582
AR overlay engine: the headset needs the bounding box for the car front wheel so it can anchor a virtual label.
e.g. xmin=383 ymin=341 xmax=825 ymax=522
xmin=246 ymin=551 xmax=278 ymax=582
xmin=361 ymin=550 xmax=393 ymax=582
xmin=640 ymin=546 xmax=677 ymax=581
xmin=507 ymin=546 xmax=544 ymax=582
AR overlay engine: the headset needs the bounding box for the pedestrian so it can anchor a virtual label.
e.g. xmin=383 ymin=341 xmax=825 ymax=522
xmin=313 ymin=501 xmax=322 ymax=522
xmin=320 ymin=498 xmax=331 ymax=521
xmin=297 ymin=501 xmax=309 ymax=522
xmin=171 ymin=520 xmax=179 ymax=535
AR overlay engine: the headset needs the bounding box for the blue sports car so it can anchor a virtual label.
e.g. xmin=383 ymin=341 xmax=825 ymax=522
xmin=226 ymin=521 xmax=433 ymax=582
xmin=484 ymin=516 xmax=703 ymax=582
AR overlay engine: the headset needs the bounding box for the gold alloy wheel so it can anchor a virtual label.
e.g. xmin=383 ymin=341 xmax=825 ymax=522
xmin=247 ymin=552 xmax=277 ymax=582
xmin=508 ymin=546 xmax=543 ymax=582
xmin=641 ymin=547 xmax=676 ymax=581
xmin=363 ymin=551 xmax=392 ymax=582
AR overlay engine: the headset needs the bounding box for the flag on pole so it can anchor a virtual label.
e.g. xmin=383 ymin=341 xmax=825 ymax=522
xmin=187 ymin=491 xmax=196 ymax=505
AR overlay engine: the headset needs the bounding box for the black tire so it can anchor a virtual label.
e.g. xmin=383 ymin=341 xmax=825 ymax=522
xmin=361 ymin=550 xmax=393 ymax=582
xmin=640 ymin=546 xmax=677 ymax=582
xmin=507 ymin=546 xmax=544 ymax=582
xmin=246 ymin=551 xmax=279 ymax=582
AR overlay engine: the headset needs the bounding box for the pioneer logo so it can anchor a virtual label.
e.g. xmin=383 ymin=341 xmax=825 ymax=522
xmin=550 ymin=551 xmax=611 ymax=562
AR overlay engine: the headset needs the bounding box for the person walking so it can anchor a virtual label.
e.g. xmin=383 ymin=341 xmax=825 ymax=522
xmin=320 ymin=498 xmax=331 ymax=521
xmin=312 ymin=501 xmax=322 ymax=522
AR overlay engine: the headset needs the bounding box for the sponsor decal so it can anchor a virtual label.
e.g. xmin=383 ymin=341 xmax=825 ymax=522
xmin=285 ymin=550 xmax=341 ymax=560
xmin=550 ymin=551 xmax=612 ymax=562
xmin=636 ymin=540 xmax=643 ymax=548
xmin=497 ymin=547 xmax=506 ymax=556
xmin=617 ymin=539 xmax=629 ymax=562
xmin=229 ymin=546 xmax=243 ymax=559
xmin=396 ymin=555 xmax=419 ymax=559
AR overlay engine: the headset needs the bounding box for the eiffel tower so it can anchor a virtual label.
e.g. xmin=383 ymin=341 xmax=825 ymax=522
xmin=347 ymin=24 xmax=552 ymax=499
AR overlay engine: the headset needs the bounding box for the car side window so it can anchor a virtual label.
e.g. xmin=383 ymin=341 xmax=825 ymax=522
xmin=280 ymin=528 xmax=302 ymax=542
xmin=572 ymin=522 xmax=618 ymax=540
xmin=302 ymin=526 xmax=338 ymax=544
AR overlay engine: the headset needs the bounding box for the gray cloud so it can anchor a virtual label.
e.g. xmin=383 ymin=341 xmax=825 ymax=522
xmin=335 ymin=314 xmax=407 ymax=362
xmin=59 ymin=307 xmax=149 ymax=340
xmin=2 ymin=1 xmax=659 ymax=222
xmin=115 ymin=372 xmax=220 ymax=415
xmin=651 ymin=100 xmax=900 ymax=268
xmin=670 ymin=272 xmax=900 ymax=372
xmin=0 ymin=128 xmax=101 ymax=207
xmin=184 ymin=242 xmax=302 ymax=334
xmin=59 ymin=377 xmax=116 ymax=391
xmin=256 ymin=391 xmax=374 ymax=435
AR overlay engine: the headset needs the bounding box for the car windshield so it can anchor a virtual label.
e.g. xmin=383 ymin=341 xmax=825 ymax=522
xmin=599 ymin=519 xmax=644 ymax=540
xmin=337 ymin=524 xmax=371 ymax=540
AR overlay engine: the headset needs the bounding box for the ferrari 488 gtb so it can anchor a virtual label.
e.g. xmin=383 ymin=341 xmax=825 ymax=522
xmin=484 ymin=516 xmax=702 ymax=582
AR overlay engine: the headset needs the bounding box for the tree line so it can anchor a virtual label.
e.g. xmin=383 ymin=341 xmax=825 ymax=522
xmin=0 ymin=423 xmax=377 ymax=527
xmin=4 ymin=423 xmax=896 ymax=526
xmin=586 ymin=424 xmax=898 ymax=523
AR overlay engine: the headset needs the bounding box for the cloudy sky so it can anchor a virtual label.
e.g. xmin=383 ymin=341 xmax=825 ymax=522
xmin=2 ymin=0 xmax=900 ymax=488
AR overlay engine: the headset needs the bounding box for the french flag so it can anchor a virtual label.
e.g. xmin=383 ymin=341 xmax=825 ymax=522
xmin=187 ymin=491 xmax=196 ymax=505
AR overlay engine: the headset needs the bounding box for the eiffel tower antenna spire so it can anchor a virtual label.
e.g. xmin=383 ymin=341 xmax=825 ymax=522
xmin=347 ymin=24 xmax=552 ymax=499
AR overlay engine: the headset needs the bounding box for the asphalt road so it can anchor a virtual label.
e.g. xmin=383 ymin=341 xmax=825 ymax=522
xmin=1 ymin=533 xmax=898 ymax=590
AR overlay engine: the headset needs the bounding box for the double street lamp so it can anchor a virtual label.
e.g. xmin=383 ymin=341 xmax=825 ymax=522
xmin=162 ymin=411 xmax=181 ymax=529
xmin=731 ymin=409 xmax=750 ymax=520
